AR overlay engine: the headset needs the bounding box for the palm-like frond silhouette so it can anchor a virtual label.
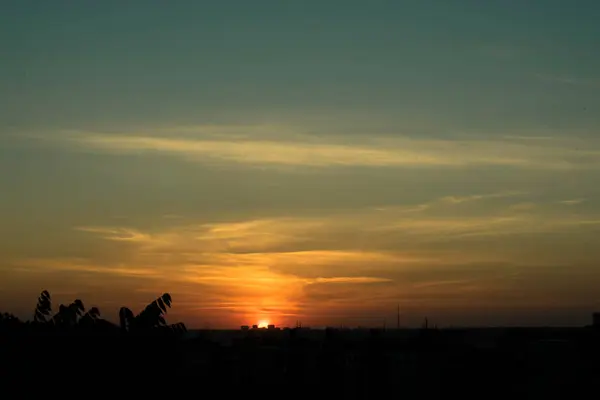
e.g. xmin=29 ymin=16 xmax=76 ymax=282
xmin=137 ymin=292 xmax=171 ymax=328
xmin=6 ymin=290 xmax=185 ymax=336
xmin=53 ymin=299 xmax=86 ymax=327
xmin=34 ymin=290 xmax=52 ymax=323
xmin=119 ymin=307 xmax=135 ymax=332
xmin=79 ymin=306 xmax=101 ymax=327
xmin=119 ymin=293 xmax=186 ymax=334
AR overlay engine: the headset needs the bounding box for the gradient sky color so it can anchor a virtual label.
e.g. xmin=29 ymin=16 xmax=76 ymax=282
xmin=1 ymin=1 xmax=600 ymax=328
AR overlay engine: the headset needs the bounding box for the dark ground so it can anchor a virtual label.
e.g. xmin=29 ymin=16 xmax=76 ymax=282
xmin=2 ymin=327 xmax=599 ymax=398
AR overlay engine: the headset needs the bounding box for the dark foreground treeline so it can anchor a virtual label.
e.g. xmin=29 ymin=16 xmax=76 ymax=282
xmin=2 ymin=290 xmax=600 ymax=398
xmin=2 ymin=324 xmax=600 ymax=398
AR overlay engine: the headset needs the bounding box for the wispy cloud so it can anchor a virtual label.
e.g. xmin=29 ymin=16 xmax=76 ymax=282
xmin=75 ymin=226 xmax=154 ymax=243
xmin=439 ymin=191 xmax=527 ymax=204
xmin=12 ymin=257 xmax=162 ymax=278
xmin=12 ymin=200 xmax=600 ymax=326
xmin=374 ymin=214 xmax=600 ymax=240
xmin=509 ymin=202 xmax=537 ymax=211
xmin=36 ymin=127 xmax=600 ymax=170
xmin=311 ymin=276 xmax=392 ymax=284
xmin=74 ymin=192 xmax=600 ymax=258
xmin=371 ymin=191 xmax=527 ymax=215
xmin=411 ymin=279 xmax=476 ymax=289
xmin=558 ymin=198 xmax=586 ymax=206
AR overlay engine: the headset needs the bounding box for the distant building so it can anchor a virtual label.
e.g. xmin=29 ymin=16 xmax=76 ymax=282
xmin=593 ymin=312 xmax=600 ymax=327
xmin=241 ymin=325 xmax=249 ymax=331
xmin=252 ymin=324 xmax=258 ymax=329
xmin=267 ymin=324 xmax=275 ymax=330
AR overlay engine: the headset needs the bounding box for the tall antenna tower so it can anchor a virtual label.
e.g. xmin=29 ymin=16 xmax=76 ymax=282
xmin=397 ymin=304 xmax=400 ymax=329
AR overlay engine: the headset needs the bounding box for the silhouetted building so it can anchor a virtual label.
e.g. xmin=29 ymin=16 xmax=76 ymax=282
xmin=252 ymin=324 xmax=258 ymax=329
xmin=241 ymin=325 xmax=249 ymax=331
xmin=267 ymin=324 xmax=275 ymax=330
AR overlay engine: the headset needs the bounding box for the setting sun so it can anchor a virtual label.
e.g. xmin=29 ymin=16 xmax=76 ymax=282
xmin=258 ymin=320 xmax=270 ymax=328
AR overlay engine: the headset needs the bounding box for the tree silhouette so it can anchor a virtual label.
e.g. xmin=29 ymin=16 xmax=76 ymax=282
xmin=119 ymin=293 xmax=187 ymax=335
xmin=79 ymin=306 xmax=102 ymax=327
xmin=53 ymin=299 xmax=86 ymax=328
xmin=119 ymin=306 xmax=135 ymax=332
xmin=0 ymin=312 xmax=21 ymax=331
xmin=33 ymin=290 xmax=52 ymax=323
xmin=3 ymin=290 xmax=185 ymax=337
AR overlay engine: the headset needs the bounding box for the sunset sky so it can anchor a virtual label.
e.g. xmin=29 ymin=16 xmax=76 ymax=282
xmin=1 ymin=1 xmax=600 ymax=328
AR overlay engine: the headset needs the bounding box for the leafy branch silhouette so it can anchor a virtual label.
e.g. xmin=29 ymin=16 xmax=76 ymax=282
xmin=53 ymin=299 xmax=86 ymax=328
xmin=4 ymin=290 xmax=187 ymax=336
xmin=120 ymin=293 xmax=187 ymax=335
xmin=78 ymin=306 xmax=102 ymax=328
xmin=34 ymin=290 xmax=52 ymax=323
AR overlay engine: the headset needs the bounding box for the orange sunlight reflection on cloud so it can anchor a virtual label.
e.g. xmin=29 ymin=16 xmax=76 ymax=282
xmin=180 ymin=261 xmax=303 ymax=327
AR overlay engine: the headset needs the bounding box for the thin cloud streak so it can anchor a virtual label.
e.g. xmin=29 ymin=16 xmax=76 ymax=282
xmin=558 ymin=198 xmax=586 ymax=205
xmin=74 ymin=194 xmax=600 ymax=257
xmin=42 ymin=128 xmax=600 ymax=170
xmin=312 ymin=277 xmax=392 ymax=284
xmin=371 ymin=191 xmax=527 ymax=214
xmin=75 ymin=226 xmax=154 ymax=242
xmin=438 ymin=191 xmax=527 ymax=204
xmin=12 ymin=257 xmax=162 ymax=278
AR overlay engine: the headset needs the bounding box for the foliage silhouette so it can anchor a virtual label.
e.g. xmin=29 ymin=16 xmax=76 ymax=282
xmin=119 ymin=292 xmax=187 ymax=335
xmin=79 ymin=306 xmax=102 ymax=327
xmin=0 ymin=312 xmax=21 ymax=331
xmin=119 ymin=306 xmax=135 ymax=332
xmin=33 ymin=290 xmax=52 ymax=323
xmin=4 ymin=289 xmax=186 ymax=338
xmin=52 ymin=299 xmax=86 ymax=328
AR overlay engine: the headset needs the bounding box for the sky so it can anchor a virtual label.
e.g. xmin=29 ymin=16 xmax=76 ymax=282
xmin=1 ymin=0 xmax=600 ymax=329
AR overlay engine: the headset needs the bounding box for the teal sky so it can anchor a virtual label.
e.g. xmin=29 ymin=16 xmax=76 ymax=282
xmin=1 ymin=1 xmax=600 ymax=328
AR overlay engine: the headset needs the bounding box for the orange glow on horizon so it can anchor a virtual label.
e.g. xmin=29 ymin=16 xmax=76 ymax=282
xmin=257 ymin=320 xmax=270 ymax=328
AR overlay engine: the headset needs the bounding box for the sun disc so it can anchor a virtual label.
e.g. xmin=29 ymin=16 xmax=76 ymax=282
xmin=258 ymin=320 xmax=269 ymax=328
